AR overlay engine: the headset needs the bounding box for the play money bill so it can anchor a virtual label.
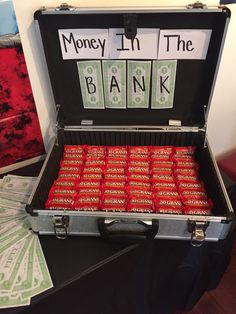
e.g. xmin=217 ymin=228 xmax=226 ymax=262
xmin=151 ymin=60 xmax=177 ymax=109
xmin=77 ymin=60 xmax=104 ymax=109
xmin=127 ymin=60 xmax=151 ymax=108
xmin=102 ymin=60 xmax=126 ymax=108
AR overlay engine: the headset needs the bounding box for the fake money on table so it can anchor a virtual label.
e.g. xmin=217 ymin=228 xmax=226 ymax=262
xmin=0 ymin=175 xmax=53 ymax=309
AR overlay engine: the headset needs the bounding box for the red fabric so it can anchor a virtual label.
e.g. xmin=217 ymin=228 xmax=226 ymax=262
xmin=0 ymin=47 xmax=45 ymax=168
xmin=218 ymin=152 xmax=236 ymax=181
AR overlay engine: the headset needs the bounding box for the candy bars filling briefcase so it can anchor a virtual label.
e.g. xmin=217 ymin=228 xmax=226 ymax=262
xmin=27 ymin=3 xmax=234 ymax=245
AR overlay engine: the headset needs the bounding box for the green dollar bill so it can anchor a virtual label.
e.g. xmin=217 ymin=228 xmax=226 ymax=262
xmin=0 ymin=235 xmax=32 ymax=291
xmin=21 ymin=236 xmax=53 ymax=299
xmin=151 ymin=60 xmax=177 ymax=109
xmin=102 ymin=60 xmax=126 ymax=108
xmin=1 ymin=176 xmax=36 ymax=196
xmin=127 ymin=60 xmax=151 ymax=108
xmin=13 ymin=237 xmax=35 ymax=292
xmin=0 ymin=292 xmax=30 ymax=308
xmin=77 ymin=61 xmax=104 ymax=109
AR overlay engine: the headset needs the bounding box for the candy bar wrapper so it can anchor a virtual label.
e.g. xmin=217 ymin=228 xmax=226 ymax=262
xmin=151 ymin=167 xmax=172 ymax=174
xmin=85 ymin=145 xmax=106 ymax=154
xmin=175 ymin=161 xmax=199 ymax=169
xmin=103 ymin=189 xmax=126 ymax=197
xmin=155 ymin=190 xmax=179 ymax=198
xmin=74 ymin=204 xmax=100 ymax=211
xmin=151 ymin=159 xmax=174 ymax=168
xmin=155 ymin=198 xmax=182 ymax=208
xmin=129 ymin=146 xmax=149 ymax=155
xmin=129 ymin=197 xmax=153 ymax=207
xmin=128 ymin=173 xmax=150 ymax=182
xmin=64 ymin=145 xmax=84 ymax=153
xmin=152 ymin=173 xmax=175 ymax=182
xmin=103 ymin=180 xmax=126 ymax=189
xmin=183 ymin=207 xmax=211 ymax=215
xmin=49 ymin=186 xmax=77 ymax=197
xmin=182 ymin=197 xmax=213 ymax=209
xmin=82 ymin=173 xmax=103 ymax=181
xmin=128 ymin=180 xmax=152 ymax=189
xmin=157 ymin=207 xmax=183 ymax=214
xmin=151 ymin=155 xmax=171 ymax=162
xmin=127 ymin=188 xmax=152 ymax=198
xmin=60 ymin=166 xmax=82 ymax=173
xmin=101 ymin=205 xmax=126 ymax=212
xmin=83 ymin=166 xmax=103 ymax=173
xmin=173 ymin=167 xmax=198 ymax=176
xmin=103 ymin=196 xmax=126 ymax=206
xmin=173 ymin=155 xmax=195 ymax=162
xmin=129 ymin=154 xmax=149 ymax=160
xmin=54 ymin=178 xmax=78 ymax=188
xmin=78 ymin=188 xmax=101 ymax=196
xmin=149 ymin=146 xmax=173 ymax=155
xmin=179 ymin=189 xmax=207 ymax=199
xmin=46 ymin=196 xmax=74 ymax=209
xmin=175 ymin=174 xmax=199 ymax=182
xmin=63 ymin=152 xmax=84 ymax=160
xmin=104 ymin=174 xmax=126 ymax=181
xmin=84 ymin=158 xmax=105 ymax=166
xmin=107 ymin=146 xmax=128 ymax=156
xmin=177 ymin=181 xmax=205 ymax=191
xmin=58 ymin=172 xmax=81 ymax=179
xmin=104 ymin=167 xmax=125 ymax=174
xmin=106 ymin=158 xmax=127 ymax=167
xmin=128 ymin=204 xmax=154 ymax=213
xmin=75 ymin=195 xmax=100 ymax=207
xmin=153 ymin=182 xmax=177 ymax=191
xmin=60 ymin=159 xmax=83 ymax=167
xmin=78 ymin=180 xmax=101 ymax=188
xmin=127 ymin=166 xmax=150 ymax=174
xmin=174 ymin=146 xmax=196 ymax=155
xmin=128 ymin=159 xmax=149 ymax=167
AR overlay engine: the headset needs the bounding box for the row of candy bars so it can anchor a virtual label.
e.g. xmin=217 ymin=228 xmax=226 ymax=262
xmin=45 ymin=145 xmax=213 ymax=215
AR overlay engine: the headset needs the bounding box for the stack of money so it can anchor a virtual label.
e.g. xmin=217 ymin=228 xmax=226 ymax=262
xmin=0 ymin=175 xmax=53 ymax=309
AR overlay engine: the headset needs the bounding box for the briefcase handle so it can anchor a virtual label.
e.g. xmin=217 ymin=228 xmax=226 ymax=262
xmin=98 ymin=218 xmax=159 ymax=242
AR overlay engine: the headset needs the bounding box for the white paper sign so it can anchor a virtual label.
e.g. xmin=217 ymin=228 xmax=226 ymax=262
xmin=109 ymin=28 xmax=159 ymax=59
xmin=158 ymin=29 xmax=212 ymax=60
xmin=58 ymin=29 xmax=109 ymax=60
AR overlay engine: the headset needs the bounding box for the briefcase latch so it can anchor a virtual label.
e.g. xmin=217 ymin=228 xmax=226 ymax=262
xmin=51 ymin=215 xmax=69 ymax=239
xmin=188 ymin=220 xmax=209 ymax=247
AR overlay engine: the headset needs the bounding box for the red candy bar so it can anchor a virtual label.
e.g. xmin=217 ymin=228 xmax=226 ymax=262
xmin=173 ymin=155 xmax=195 ymax=162
xmin=177 ymin=181 xmax=205 ymax=190
xmin=128 ymin=174 xmax=150 ymax=182
xmin=152 ymin=173 xmax=175 ymax=182
xmin=129 ymin=146 xmax=149 ymax=154
xmin=151 ymin=155 xmax=170 ymax=161
xmin=127 ymin=166 xmax=150 ymax=174
xmin=82 ymin=173 xmax=102 ymax=181
xmin=78 ymin=180 xmax=101 ymax=188
xmin=46 ymin=196 xmax=74 ymax=209
xmin=60 ymin=159 xmax=83 ymax=167
xmin=127 ymin=188 xmax=152 ymax=198
xmin=103 ymin=189 xmax=126 ymax=197
xmin=104 ymin=167 xmax=125 ymax=174
xmin=104 ymin=174 xmax=126 ymax=181
xmin=128 ymin=204 xmax=154 ymax=213
xmin=180 ymin=189 xmax=207 ymax=199
xmin=83 ymin=166 xmax=103 ymax=173
xmin=64 ymin=145 xmax=83 ymax=152
xmin=129 ymin=159 xmax=149 ymax=167
xmin=58 ymin=172 xmax=80 ymax=179
xmin=106 ymin=158 xmax=127 ymax=166
xmin=183 ymin=207 xmax=211 ymax=215
xmin=75 ymin=195 xmax=100 ymax=205
xmin=101 ymin=205 xmax=126 ymax=212
xmin=175 ymin=174 xmax=198 ymax=182
xmin=78 ymin=188 xmax=101 ymax=195
xmin=103 ymin=196 xmax=126 ymax=206
xmin=153 ymin=182 xmax=176 ymax=190
xmin=175 ymin=161 xmax=199 ymax=169
xmin=173 ymin=168 xmax=198 ymax=176
xmin=157 ymin=207 xmax=182 ymax=214
xmin=151 ymin=167 xmax=172 ymax=174
xmin=150 ymin=146 xmax=173 ymax=155
xmin=54 ymin=178 xmax=77 ymax=188
xmin=155 ymin=198 xmax=182 ymax=208
xmin=182 ymin=197 xmax=213 ymax=209
xmin=103 ymin=180 xmax=126 ymax=189
xmin=151 ymin=161 xmax=173 ymax=167
xmin=174 ymin=146 xmax=196 ymax=155
xmin=155 ymin=190 xmax=179 ymax=198
xmin=49 ymin=186 xmax=77 ymax=197
xmin=129 ymin=197 xmax=153 ymax=206
xmin=74 ymin=204 xmax=100 ymax=211
xmin=128 ymin=180 xmax=152 ymax=189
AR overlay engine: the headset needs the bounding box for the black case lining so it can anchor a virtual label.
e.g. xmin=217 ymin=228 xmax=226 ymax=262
xmin=35 ymin=10 xmax=228 ymax=127
xmin=31 ymin=130 xmax=229 ymax=217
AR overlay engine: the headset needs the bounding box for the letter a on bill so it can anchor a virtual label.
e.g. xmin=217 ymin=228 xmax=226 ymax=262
xmin=77 ymin=61 xmax=105 ymax=109
xmin=151 ymin=60 xmax=177 ymax=109
xmin=102 ymin=60 xmax=126 ymax=108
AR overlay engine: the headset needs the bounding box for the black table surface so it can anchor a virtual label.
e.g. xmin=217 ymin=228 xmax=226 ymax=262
xmin=1 ymin=161 xmax=235 ymax=314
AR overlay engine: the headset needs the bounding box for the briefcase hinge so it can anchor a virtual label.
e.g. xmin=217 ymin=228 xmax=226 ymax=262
xmin=188 ymin=220 xmax=209 ymax=247
xmin=187 ymin=1 xmax=207 ymax=9
xmin=51 ymin=215 xmax=69 ymax=239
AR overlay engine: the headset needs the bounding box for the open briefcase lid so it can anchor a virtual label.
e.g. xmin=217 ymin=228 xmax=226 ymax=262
xmin=34 ymin=4 xmax=230 ymax=128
